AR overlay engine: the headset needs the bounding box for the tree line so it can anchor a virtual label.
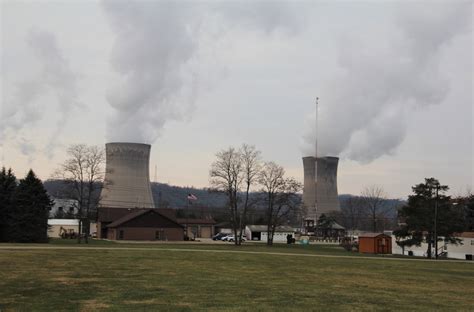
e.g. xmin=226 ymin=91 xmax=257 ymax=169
xmin=0 ymin=168 xmax=51 ymax=243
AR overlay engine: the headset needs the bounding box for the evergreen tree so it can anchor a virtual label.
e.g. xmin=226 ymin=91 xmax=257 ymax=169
xmin=9 ymin=170 xmax=52 ymax=243
xmin=0 ymin=168 xmax=17 ymax=242
xmin=462 ymin=194 xmax=474 ymax=231
xmin=395 ymin=178 xmax=465 ymax=258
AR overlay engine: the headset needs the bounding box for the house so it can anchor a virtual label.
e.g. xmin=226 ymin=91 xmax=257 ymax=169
xmin=177 ymin=218 xmax=216 ymax=239
xmin=447 ymin=232 xmax=474 ymax=260
xmin=214 ymin=222 xmax=233 ymax=235
xmin=97 ymin=207 xmax=184 ymax=241
xmin=105 ymin=209 xmax=184 ymax=241
xmin=245 ymin=225 xmax=294 ymax=242
xmin=359 ymin=233 xmax=392 ymax=254
xmin=392 ymin=232 xmax=474 ymax=260
xmin=49 ymin=198 xmax=78 ymax=218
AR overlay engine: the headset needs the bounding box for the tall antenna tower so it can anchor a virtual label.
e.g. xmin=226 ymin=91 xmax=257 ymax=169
xmin=315 ymin=97 xmax=319 ymax=158
xmin=314 ymin=97 xmax=319 ymax=220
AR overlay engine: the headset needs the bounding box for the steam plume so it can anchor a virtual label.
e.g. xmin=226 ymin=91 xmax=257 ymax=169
xmin=102 ymin=0 xmax=301 ymax=143
xmin=301 ymin=2 xmax=471 ymax=163
xmin=1 ymin=29 xmax=81 ymax=158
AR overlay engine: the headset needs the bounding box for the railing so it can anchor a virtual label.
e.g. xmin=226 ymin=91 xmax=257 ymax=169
xmin=437 ymin=246 xmax=447 ymax=258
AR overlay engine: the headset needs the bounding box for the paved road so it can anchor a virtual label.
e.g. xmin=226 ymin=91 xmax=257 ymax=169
xmin=0 ymin=245 xmax=472 ymax=263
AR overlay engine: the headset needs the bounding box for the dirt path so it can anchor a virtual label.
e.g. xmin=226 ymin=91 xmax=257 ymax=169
xmin=0 ymin=245 xmax=472 ymax=264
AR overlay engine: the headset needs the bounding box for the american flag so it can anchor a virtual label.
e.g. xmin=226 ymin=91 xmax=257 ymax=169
xmin=187 ymin=193 xmax=198 ymax=201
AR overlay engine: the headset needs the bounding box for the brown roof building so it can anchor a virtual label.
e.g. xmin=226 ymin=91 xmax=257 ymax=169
xmin=177 ymin=218 xmax=216 ymax=239
xmin=98 ymin=207 xmax=184 ymax=241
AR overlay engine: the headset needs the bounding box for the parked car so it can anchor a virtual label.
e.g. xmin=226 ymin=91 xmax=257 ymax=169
xmin=226 ymin=235 xmax=246 ymax=242
xmin=212 ymin=233 xmax=228 ymax=241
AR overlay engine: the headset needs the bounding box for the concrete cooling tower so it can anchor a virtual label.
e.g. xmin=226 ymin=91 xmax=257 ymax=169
xmin=302 ymin=156 xmax=340 ymax=221
xmin=302 ymin=157 xmax=318 ymax=221
xmin=99 ymin=142 xmax=155 ymax=209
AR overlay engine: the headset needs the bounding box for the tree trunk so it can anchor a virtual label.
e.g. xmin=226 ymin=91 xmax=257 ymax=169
xmin=266 ymin=194 xmax=273 ymax=246
xmin=77 ymin=219 xmax=82 ymax=244
xmin=238 ymin=183 xmax=251 ymax=246
xmin=372 ymin=209 xmax=377 ymax=232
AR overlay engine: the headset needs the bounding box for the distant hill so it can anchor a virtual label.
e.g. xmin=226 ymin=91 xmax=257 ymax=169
xmin=44 ymin=180 xmax=403 ymax=213
xmin=44 ymin=180 xmax=405 ymax=228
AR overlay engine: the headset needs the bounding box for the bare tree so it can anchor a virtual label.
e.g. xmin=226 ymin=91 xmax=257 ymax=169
xmin=55 ymin=144 xmax=105 ymax=243
xmin=210 ymin=144 xmax=262 ymax=245
xmin=360 ymin=185 xmax=389 ymax=233
xmin=259 ymin=162 xmax=302 ymax=245
xmin=339 ymin=196 xmax=364 ymax=231
xmin=210 ymin=147 xmax=242 ymax=245
xmin=238 ymin=144 xmax=261 ymax=244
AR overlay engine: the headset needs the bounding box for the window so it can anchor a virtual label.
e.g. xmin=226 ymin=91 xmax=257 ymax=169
xmin=471 ymin=240 xmax=474 ymax=246
xmin=119 ymin=230 xmax=124 ymax=240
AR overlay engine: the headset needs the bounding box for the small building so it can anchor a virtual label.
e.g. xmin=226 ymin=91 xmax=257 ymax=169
xmin=214 ymin=222 xmax=233 ymax=235
xmin=49 ymin=198 xmax=78 ymax=218
xmin=245 ymin=225 xmax=294 ymax=242
xmin=392 ymin=232 xmax=474 ymax=260
xmin=177 ymin=218 xmax=216 ymax=239
xmin=314 ymin=222 xmax=346 ymax=240
xmin=359 ymin=233 xmax=392 ymax=254
xmin=105 ymin=209 xmax=184 ymax=241
xmin=448 ymin=232 xmax=474 ymax=260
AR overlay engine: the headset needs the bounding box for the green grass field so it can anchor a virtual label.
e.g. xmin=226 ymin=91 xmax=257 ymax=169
xmin=1 ymin=240 xmax=473 ymax=311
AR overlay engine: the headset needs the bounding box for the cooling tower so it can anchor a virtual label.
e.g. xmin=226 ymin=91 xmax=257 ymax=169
xmin=302 ymin=156 xmax=318 ymax=221
xmin=302 ymin=156 xmax=340 ymax=221
xmin=99 ymin=142 xmax=155 ymax=209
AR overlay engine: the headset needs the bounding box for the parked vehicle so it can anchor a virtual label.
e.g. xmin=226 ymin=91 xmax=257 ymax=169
xmin=226 ymin=235 xmax=246 ymax=243
xmin=212 ymin=233 xmax=228 ymax=241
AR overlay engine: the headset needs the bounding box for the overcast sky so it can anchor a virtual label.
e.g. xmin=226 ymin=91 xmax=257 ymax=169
xmin=1 ymin=0 xmax=472 ymax=198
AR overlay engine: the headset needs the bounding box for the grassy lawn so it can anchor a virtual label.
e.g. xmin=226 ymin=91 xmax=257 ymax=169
xmin=0 ymin=241 xmax=473 ymax=311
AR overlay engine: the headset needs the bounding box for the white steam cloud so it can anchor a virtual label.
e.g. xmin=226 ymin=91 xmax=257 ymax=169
xmin=102 ymin=0 xmax=301 ymax=143
xmin=301 ymin=2 xmax=471 ymax=163
xmin=1 ymin=29 xmax=81 ymax=158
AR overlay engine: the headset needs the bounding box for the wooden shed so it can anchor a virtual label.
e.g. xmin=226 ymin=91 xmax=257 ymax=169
xmin=358 ymin=233 xmax=392 ymax=254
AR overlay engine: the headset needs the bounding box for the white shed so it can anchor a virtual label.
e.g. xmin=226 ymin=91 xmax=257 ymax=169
xmin=245 ymin=225 xmax=294 ymax=242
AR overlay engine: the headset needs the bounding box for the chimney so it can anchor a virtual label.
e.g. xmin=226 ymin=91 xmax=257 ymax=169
xmin=99 ymin=142 xmax=155 ymax=208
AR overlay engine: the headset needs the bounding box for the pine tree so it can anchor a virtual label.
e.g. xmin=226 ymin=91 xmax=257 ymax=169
xmin=0 ymin=168 xmax=17 ymax=242
xmin=9 ymin=170 xmax=52 ymax=243
xmin=395 ymin=178 xmax=465 ymax=258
